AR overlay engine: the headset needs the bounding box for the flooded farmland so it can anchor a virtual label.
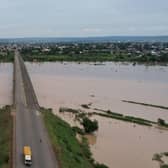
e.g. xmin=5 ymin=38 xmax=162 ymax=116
xmin=27 ymin=62 xmax=168 ymax=167
xmin=0 ymin=63 xmax=13 ymax=106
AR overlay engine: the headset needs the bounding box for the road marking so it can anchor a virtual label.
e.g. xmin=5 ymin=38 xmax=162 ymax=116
xmin=36 ymin=111 xmax=40 ymax=116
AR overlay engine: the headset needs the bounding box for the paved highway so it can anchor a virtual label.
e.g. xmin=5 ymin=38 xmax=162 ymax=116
xmin=14 ymin=51 xmax=58 ymax=168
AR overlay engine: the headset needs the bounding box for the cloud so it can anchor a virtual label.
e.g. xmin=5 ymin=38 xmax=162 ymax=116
xmin=0 ymin=0 xmax=168 ymax=37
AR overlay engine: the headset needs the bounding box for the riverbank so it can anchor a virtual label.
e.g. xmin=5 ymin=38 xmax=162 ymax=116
xmin=41 ymin=107 xmax=108 ymax=168
xmin=0 ymin=106 xmax=12 ymax=168
xmin=0 ymin=53 xmax=168 ymax=66
xmin=20 ymin=53 xmax=168 ymax=64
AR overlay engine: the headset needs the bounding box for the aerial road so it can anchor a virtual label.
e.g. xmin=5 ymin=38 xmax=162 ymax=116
xmin=14 ymin=51 xmax=58 ymax=168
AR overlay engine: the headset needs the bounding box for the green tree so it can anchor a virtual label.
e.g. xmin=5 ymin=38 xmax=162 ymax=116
xmin=82 ymin=117 xmax=98 ymax=133
xmin=157 ymin=118 xmax=165 ymax=126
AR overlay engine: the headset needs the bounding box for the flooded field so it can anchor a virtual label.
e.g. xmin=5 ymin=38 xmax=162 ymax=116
xmin=26 ymin=62 xmax=168 ymax=168
xmin=0 ymin=63 xmax=13 ymax=106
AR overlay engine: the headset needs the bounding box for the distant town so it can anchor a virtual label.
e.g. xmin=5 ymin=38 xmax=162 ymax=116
xmin=0 ymin=40 xmax=168 ymax=63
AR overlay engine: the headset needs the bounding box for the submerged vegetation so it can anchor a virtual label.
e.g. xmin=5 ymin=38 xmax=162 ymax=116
xmin=157 ymin=118 xmax=168 ymax=127
xmin=59 ymin=106 xmax=155 ymax=127
xmin=60 ymin=107 xmax=99 ymax=133
xmin=59 ymin=105 xmax=168 ymax=128
xmin=82 ymin=117 xmax=98 ymax=133
xmin=122 ymin=100 xmax=168 ymax=110
xmin=92 ymin=112 xmax=154 ymax=126
xmin=41 ymin=107 xmax=108 ymax=168
xmin=0 ymin=106 xmax=12 ymax=168
xmin=153 ymin=152 xmax=168 ymax=168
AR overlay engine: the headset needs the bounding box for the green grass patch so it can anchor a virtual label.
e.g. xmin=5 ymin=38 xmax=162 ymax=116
xmin=0 ymin=106 xmax=12 ymax=168
xmin=42 ymin=108 xmax=108 ymax=168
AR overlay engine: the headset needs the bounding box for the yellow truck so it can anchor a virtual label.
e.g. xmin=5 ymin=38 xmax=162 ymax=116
xmin=23 ymin=146 xmax=32 ymax=166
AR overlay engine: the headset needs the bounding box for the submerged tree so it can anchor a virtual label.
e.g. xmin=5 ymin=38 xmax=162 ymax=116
xmin=157 ymin=118 xmax=166 ymax=126
xmin=82 ymin=117 xmax=98 ymax=133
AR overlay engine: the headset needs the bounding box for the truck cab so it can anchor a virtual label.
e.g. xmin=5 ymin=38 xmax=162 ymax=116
xmin=23 ymin=146 xmax=32 ymax=166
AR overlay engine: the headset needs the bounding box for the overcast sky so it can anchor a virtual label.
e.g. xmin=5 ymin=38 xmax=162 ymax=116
xmin=0 ymin=0 xmax=168 ymax=38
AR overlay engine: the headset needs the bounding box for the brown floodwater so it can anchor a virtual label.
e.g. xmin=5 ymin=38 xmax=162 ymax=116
xmin=0 ymin=63 xmax=13 ymax=106
xmin=90 ymin=116 xmax=168 ymax=168
xmin=26 ymin=62 xmax=168 ymax=168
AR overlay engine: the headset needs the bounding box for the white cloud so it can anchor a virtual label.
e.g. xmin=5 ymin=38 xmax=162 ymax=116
xmin=0 ymin=0 xmax=168 ymax=37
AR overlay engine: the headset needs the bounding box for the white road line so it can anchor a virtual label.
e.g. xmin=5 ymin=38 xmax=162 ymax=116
xmin=36 ymin=111 xmax=40 ymax=116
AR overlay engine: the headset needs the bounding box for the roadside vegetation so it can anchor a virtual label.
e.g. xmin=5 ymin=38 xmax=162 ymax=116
xmin=0 ymin=106 xmax=12 ymax=168
xmin=41 ymin=107 xmax=108 ymax=168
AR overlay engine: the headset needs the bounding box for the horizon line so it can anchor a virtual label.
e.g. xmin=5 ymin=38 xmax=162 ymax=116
xmin=0 ymin=35 xmax=168 ymax=40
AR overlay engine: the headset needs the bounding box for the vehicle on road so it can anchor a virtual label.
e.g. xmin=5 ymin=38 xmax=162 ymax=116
xmin=23 ymin=146 xmax=32 ymax=166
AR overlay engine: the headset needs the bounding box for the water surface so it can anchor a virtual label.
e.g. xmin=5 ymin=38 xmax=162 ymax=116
xmin=27 ymin=62 xmax=168 ymax=168
xmin=0 ymin=63 xmax=13 ymax=106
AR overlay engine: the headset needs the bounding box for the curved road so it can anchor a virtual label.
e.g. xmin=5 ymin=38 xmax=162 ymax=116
xmin=14 ymin=51 xmax=58 ymax=168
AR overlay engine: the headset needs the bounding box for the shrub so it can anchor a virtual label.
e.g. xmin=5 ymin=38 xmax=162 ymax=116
xmin=161 ymin=165 xmax=168 ymax=168
xmin=158 ymin=118 xmax=166 ymax=126
xmin=94 ymin=163 xmax=109 ymax=168
xmin=82 ymin=117 xmax=98 ymax=133
xmin=81 ymin=104 xmax=90 ymax=109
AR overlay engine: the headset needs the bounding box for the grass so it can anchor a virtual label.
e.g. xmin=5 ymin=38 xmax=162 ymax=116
xmin=0 ymin=106 xmax=12 ymax=168
xmin=41 ymin=108 xmax=108 ymax=168
xmin=122 ymin=100 xmax=168 ymax=110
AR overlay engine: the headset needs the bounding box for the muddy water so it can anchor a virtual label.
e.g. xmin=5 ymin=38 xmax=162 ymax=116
xmin=0 ymin=63 xmax=13 ymax=106
xmin=26 ymin=62 xmax=168 ymax=168
xmin=91 ymin=116 xmax=168 ymax=168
